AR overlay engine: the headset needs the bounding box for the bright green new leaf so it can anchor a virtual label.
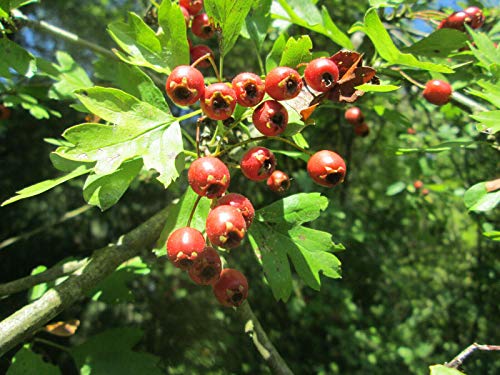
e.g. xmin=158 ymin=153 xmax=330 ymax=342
xmin=403 ymin=29 xmax=468 ymax=58
xmin=0 ymin=38 xmax=37 ymax=78
xmin=464 ymin=182 xmax=500 ymax=212
xmin=83 ymin=159 xmax=143 ymax=210
xmin=386 ymin=181 xmax=406 ymax=196
xmin=483 ymin=231 xmax=500 ymax=241
xmin=205 ymin=0 xmax=255 ymax=57
xmin=70 ymin=328 xmax=163 ymax=375
xmin=467 ymin=80 xmax=500 ymax=109
xmin=362 ymin=9 xmax=453 ymax=73
xmin=0 ymin=1 xmax=9 ymax=18
xmin=356 ymin=83 xmax=399 ymax=92
xmin=429 ymin=365 xmax=465 ymax=375
xmin=157 ymin=0 xmax=190 ymax=69
xmin=1 ymin=165 xmax=91 ymax=206
xmin=265 ymin=33 xmax=287 ymax=72
xmin=7 ymin=346 xmax=61 ymax=375
xmin=395 ymin=140 xmax=477 ymax=155
xmin=471 ymin=110 xmax=500 ymax=134
xmin=279 ymin=35 xmax=312 ymax=68
xmin=369 ymin=0 xmax=405 ymax=7
xmin=467 ymin=27 xmax=500 ymax=72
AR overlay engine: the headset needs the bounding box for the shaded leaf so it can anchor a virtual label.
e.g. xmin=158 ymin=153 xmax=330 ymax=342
xmin=265 ymin=32 xmax=287 ymax=73
xmin=7 ymin=346 xmax=61 ymax=375
xmin=0 ymin=38 xmax=37 ymax=78
xmin=404 ymin=29 xmax=468 ymax=58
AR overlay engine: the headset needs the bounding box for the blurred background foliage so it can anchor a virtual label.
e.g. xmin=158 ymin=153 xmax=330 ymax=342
xmin=1 ymin=0 xmax=499 ymax=374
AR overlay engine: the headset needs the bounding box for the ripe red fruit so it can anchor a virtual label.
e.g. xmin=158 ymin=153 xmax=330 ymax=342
xmin=252 ymin=100 xmax=288 ymax=136
xmin=213 ymin=268 xmax=248 ymax=307
xmin=206 ymin=205 xmax=246 ymax=249
xmin=265 ymin=66 xmax=303 ymax=101
xmin=423 ymin=79 xmax=452 ymax=106
xmin=304 ymin=58 xmax=339 ymax=92
xmin=464 ymin=6 xmax=485 ymax=29
xmin=166 ymin=227 xmax=206 ymax=270
xmin=201 ymin=83 xmax=237 ymax=120
xmin=267 ymin=170 xmax=290 ymax=194
xmin=188 ymin=156 xmax=230 ymax=198
xmin=407 ymin=128 xmax=416 ymax=135
xmin=240 ymin=146 xmax=276 ymax=181
xmin=413 ymin=180 xmax=424 ymax=189
xmin=165 ymin=65 xmax=205 ymax=106
xmin=214 ymin=193 xmax=255 ymax=228
xmin=232 ymin=72 xmax=265 ymax=107
xmin=188 ymin=246 xmax=222 ymax=285
xmin=191 ymin=13 xmax=214 ymax=39
xmin=307 ymin=150 xmax=346 ymax=188
xmin=344 ymin=107 xmax=364 ymax=125
xmin=180 ymin=0 xmax=203 ymax=16
xmin=438 ymin=11 xmax=468 ymax=31
xmin=180 ymin=6 xmax=190 ymax=27
xmin=190 ymin=44 xmax=214 ymax=69
xmin=354 ymin=122 xmax=370 ymax=137
xmin=421 ymin=188 xmax=430 ymax=196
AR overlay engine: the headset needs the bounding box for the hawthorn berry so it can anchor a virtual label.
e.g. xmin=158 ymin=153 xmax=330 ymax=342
xmin=421 ymin=188 xmax=430 ymax=196
xmin=191 ymin=13 xmax=214 ymax=39
xmin=166 ymin=227 xmax=206 ymax=270
xmin=423 ymin=79 xmax=452 ymax=106
xmin=307 ymin=150 xmax=346 ymax=188
xmin=180 ymin=6 xmax=190 ymax=27
xmin=232 ymin=72 xmax=265 ymax=107
xmin=344 ymin=107 xmax=364 ymax=125
xmin=304 ymin=58 xmax=339 ymax=92
xmin=188 ymin=246 xmax=222 ymax=285
xmin=267 ymin=170 xmax=290 ymax=194
xmin=252 ymin=100 xmax=289 ymax=136
xmin=354 ymin=122 xmax=370 ymax=137
xmin=240 ymin=146 xmax=276 ymax=182
xmin=464 ymin=6 xmax=485 ymax=29
xmin=213 ymin=268 xmax=248 ymax=307
xmin=438 ymin=11 xmax=468 ymax=31
xmin=188 ymin=156 xmax=230 ymax=198
xmin=413 ymin=180 xmax=424 ymax=189
xmin=206 ymin=205 xmax=247 ymax=249
xmin=265 ymin=66 xmax=303 ymax=101
xmin=201 ymin=83 xmax=237 ymax=120
xmin=214 ymin=193 xmax=255 ymax=228
xmin=165 ymin=65 xmax=205 ymax=106
xmin=190 ymin=44 xmax=214 ymax=69
xmin=180 ymin=0 xmax=203 ymax=16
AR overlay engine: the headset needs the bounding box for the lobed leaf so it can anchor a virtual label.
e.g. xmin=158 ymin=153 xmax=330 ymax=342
xmin=157 ymin=0 xmax=190 ymax=69
xmin=464 ymin=182 xmax=500 ymax=212
xmin=7 ymin=346 xmax=61 ymax=375
xmin=279 ymin=35 xmax=312 ymax=68
xmin=470 ymin=110 xmax=500 ymax=134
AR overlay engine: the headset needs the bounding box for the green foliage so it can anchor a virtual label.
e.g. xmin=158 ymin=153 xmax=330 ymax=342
xmin=464 ymin=182 xmax=500 ymax=212
xmin=403 ymin=29 xmax=468 ymax=58
xmin=0 ymin=38 xmax=36 ymax=78
xmin=279 ymin=35 xmax=312 ymax=68
xmin=7 ymin=346 xmax=60 ymax=375
xmin=429 ymin=365 xmax=465 ymax=375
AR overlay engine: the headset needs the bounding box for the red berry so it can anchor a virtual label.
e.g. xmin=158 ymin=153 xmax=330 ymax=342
xmin=240 ymin=146 xmax=276 ymax=181
xmin=422 ymin=188 xmax=430 ymax=196
xmin=307 ymin=150 xmax=346 ymax=188
xmin=438 ymin=11 xmax=468 ymax=31
xmin=188 ymin=246 xmax=222 ymax=285
xmin=304 ymin=58 xmax=339 ymax=92
xmin=344 ymin=107 xmax=364 ymax=125
xmin=214 ymin=193 xmax=255 ymax=228
xmin=354 ymin=122 xmax=370 ymax=137
xmin=190 ymin=44 xmax=214 ymax=69
xmin=232 ymin=72 xmax=265 ymax=107
xmin=180 ymin=0 xmax=203 ymax=15
xmin=200 ymin=83 xmax=237 ymax=120
xmin=267 ymin=170 xmax=290 ymax=194
xmin=464 ymin=6 xmax=485 ymax=29
xmin=206 ymin=205 xmax=247 ymax=249
xmin=407 ymin=128 xmax=416 ymax=135
xmin=180 ymin=6 xmax=190 ymax=27
xmin=265 ymin=66 xmax=303 ymax=101
xmin=413 ymin=180 xmax=424 ymax=189
xmin=188 ymin=156 xmax=230 ymax=198
xmin=252 ymin=100 xmax=288 ymax=136
xmin=423 ymin=79 xmax=452 ymax=106
xmin=166 ymin=227 xmax=206 ymax=270
xmin=165 ymin=65 xmax=205 ymax=106
xmin=0 ymin=104 xmax=11 ymax=120
xmin=191 ymin=13 xmax=214 ymax=39
xmin=213 ymin=268 xmax=248 ymax=307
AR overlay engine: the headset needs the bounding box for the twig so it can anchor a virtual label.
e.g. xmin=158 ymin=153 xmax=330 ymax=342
xmin=0 ymin=207 xmax=168 ymax=357
xmin=0 ymin=258 xmax=88 ymax=297
xmin=445 ymin=343 xmax=500 ymax=369
xmin=238 ymin=301 xmax=294 ymax=375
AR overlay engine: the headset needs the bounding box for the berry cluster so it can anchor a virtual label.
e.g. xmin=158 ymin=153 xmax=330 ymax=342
xmin=344 ymin=106 xmax=369 ymax=137
xmin=438 ymin=6 xmax=485 ymax=31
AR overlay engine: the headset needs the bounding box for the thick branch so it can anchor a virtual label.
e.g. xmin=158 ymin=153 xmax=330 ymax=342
xmin=238 ymin=301 xmax=294 ymax=375
xmin=446 ymin=343 xmax=500 ymax=369
xmin=0 ymin=208 xmax=167 ymax=357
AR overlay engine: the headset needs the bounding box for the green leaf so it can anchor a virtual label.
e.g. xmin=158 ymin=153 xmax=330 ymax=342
xmin=279 ymin=35 xmax=312 ymax=68
xmin=242 ymin=0 xmax=272 ymax=52
xmin=94 ymin=58 xmax=169 ymax=112
xmin=403 ymin=29 xmax=468 ymax=58
xmin=1 ymin=166 xmax=91 ymax=206
xmin=83 ymin=159 xmax=143 ymax=211
xmin=483 ymin=231 xmax=500 ymax=241
xmin=395 ymin=140 xmax=477 ymax=155
xmin=467 ymin=80 xmax=500 ymax=109
xmin=369 ymin=0 xmax=405 ymax=7
xmin=429 ymin=365 xmax=465 ymax=375
xmin=7 ymin=346 xmax=61 ymax=375
xmin=27 ymin=265 xmax=48 ymax=301
xmin=467 ymin=27 xmax=500 ymax=72
xmin=272 ymin=0 xmax=353 ymax=49
xmin=464 ymin=182 xmax=500 ymax=212
xmin=205 ymin=0 xmax=255 ymax=57
xmin=0 ymin=38 xmax=37 ymax=78
xmin=75 ymin=87 xmax=171 ymax=128
xmin=355 ymin=83 xmax=399 ymax=92
xmin=156 ymin=188 xmax=211 ymax=255
xmin=70 ymin=328 xmax=163 ymax=375
xmin=265 ymin=32 xmax=287 ymax=73
xmin=386 ymin=181 xmax=406 ymax=196
xmin=361 ymin=9 xmax=453 ymax=73
xmin=470 ymin=110 xmax=500 ymax=134
xmin=108 ymin=13 xmax=169 ymax=74
xmin=157 ymin=0 xmax=190 ymax=70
